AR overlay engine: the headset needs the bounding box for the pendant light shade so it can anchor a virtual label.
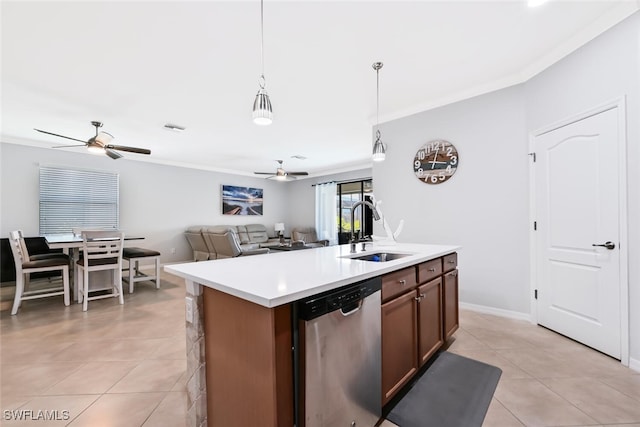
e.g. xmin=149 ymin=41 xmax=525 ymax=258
xmin=253 ymin=0 xmax=273 ymax=125
xmin=372 ymin=62 xmax=386 ymax=162
xmin=372 ymin=130 xmax=386 ymax=162
xmin=253 ymin=79 xmax=273 ymax=125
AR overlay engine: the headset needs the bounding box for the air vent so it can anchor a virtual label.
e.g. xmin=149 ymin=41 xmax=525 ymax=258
xmin=291 ymin=155 xmax=307 ymax=160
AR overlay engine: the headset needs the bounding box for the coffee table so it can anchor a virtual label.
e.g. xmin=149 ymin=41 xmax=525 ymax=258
xmin=269 ymin=244 xmax=312 ymax=251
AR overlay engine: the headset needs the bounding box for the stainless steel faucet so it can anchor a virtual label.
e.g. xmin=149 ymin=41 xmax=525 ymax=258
xmin=350 ymin=200 xmax=381 ymax=253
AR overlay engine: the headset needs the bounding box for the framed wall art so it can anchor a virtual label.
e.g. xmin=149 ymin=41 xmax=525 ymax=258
xmin=222 ymin=185 xmax=264 ymax=215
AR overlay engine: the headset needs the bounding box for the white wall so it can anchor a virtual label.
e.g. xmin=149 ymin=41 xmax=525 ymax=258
xmin=374 ymin=85 xmax=530 ymax=314
xmin=375 ymin=11 xmax=639 ymax=364
xmin=0 ymin=143 xmax=291 ymax=264
xmin=524 ymin=12 xmax=640 ymax=366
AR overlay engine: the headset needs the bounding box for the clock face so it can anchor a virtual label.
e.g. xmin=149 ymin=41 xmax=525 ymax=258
xmin=414 ymin=140 xmax=459 ymax=184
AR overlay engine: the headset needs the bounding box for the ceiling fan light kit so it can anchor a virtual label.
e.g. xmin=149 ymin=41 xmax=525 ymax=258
xmin=87 ymin=142 xmax=106 ymax=155
xmin=252 ymin=0 xmax=273 ymax=125
xmin=372 ymin=61 xmax=386 ymax=162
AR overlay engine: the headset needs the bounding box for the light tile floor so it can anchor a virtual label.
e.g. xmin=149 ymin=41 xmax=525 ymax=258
xmin=2 ymin=272 xmax=639 ymax=426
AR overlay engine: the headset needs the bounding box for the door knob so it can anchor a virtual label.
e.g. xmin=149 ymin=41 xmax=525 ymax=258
xmin=592 ymin=241 xmax=615 ymax=250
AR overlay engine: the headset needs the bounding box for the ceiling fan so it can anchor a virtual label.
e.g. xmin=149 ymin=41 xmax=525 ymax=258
xmin=34 ymin=121 xmax=151 ymax=160
xmin=254 ymin=160 xmax=309 ymax=180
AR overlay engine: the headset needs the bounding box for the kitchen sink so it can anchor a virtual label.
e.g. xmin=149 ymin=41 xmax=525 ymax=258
xmin=345 ymin=252 xmax=413 ymax=262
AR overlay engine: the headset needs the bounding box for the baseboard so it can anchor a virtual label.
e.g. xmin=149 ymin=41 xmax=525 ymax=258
xmin=629 ymin=357 xmax=640 ymax=373
xmin=459 ymin=301 xmax=532 ymax=323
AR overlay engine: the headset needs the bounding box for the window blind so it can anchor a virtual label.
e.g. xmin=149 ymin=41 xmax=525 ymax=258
xmin=39 ymin=166 xmax=120 ymax=234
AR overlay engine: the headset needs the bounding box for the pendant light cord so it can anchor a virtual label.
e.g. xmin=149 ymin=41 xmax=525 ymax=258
xmin=376 ymin=66 xmax=380 ymax=133
xmin=373 ymin=62 xmax=383 ymax=140
xmin=259 ymin=0 xmax=265 ymax=89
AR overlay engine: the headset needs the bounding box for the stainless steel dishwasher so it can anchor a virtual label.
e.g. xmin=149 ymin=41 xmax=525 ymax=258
xmin=298 ymin=277 xmax=381 ymax=427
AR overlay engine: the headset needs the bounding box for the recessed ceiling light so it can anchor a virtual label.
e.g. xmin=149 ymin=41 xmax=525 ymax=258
xmin=164 ymin=123 xmax=186 ymax=132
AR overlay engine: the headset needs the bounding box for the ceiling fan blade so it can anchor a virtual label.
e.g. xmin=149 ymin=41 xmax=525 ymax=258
xmin=34 ymin=128 xmax=87 ymax=144
xmin=267 ymin=175 xmax=297 ymax=180
xmin=254 ymin=172 xmax=275 ymax=175
xmin=105 ymin=148 xmax=123 ymax=160
xmin=288 ymin=172 xmax=309 ymax=176
xmin=105 ymin=145 xmax=151 ymax=155
xmin=52 ymin=144 xmax=87 ymax=149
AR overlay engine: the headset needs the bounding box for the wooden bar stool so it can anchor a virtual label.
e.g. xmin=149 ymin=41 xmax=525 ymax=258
xmin=122 ymin=247 xmax=161 ymax=293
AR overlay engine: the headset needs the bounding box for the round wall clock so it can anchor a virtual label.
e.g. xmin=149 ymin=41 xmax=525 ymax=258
xmin=413 ymin=140 xmax=459 ymax=184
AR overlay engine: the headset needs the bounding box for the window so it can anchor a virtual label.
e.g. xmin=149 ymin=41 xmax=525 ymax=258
xmin=39 ymin=166 xmax=120 ymax=234
xmin=337 ymin=179 xmax=373 ymax=244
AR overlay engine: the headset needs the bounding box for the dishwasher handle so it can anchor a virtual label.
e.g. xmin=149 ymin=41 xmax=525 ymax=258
xmin=340 ymin=300 xmax=363 ymax=316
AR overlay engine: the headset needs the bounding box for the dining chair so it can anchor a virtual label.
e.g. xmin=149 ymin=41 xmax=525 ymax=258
xmin=8 ymin=230 xmax=70 ymax=315
xmin=76 ymin=230 xmax=125 ymax=312
xmin=15 ymin=230 xmax=70 ymax=290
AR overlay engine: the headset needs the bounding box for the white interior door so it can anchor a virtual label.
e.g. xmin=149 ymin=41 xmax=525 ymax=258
xmin=534 ymin=107 xmax=621 ymax=359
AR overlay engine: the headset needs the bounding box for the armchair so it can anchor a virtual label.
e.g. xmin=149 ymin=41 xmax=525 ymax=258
xmin=291 ymin=227 xmax=329 ymax=248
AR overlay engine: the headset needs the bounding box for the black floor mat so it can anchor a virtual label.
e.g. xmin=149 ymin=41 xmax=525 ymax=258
xmin=386 ymin=352 xmax=502 ymax=427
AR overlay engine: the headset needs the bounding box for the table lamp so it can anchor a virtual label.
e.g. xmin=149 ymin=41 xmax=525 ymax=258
xmin=274 ymin=223 xmax=285 ymax=244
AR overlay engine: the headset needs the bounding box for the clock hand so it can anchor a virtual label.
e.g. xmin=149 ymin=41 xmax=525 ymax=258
xmin=430 ymin=148 xmax=440 ymax=169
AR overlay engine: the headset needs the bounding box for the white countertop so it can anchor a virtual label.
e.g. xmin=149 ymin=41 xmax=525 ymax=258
xmin=165 ymin=243 xmax=460 ymax=308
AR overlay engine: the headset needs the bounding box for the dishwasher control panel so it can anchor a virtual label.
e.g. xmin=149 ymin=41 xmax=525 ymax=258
xmin=298 ymin=277 xmax=381 ymax=321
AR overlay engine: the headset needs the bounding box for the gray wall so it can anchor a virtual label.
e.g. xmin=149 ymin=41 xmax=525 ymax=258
xmin=375 ymin=12 xmax=639 ymax=364
xmin=0 ymin=143 xmax=290 ymax=263
xmin=374 ymin=84 xmax=529 ymax=315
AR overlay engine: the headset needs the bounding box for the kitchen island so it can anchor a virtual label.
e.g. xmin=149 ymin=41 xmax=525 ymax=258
xmin=166 ymin=242 xmax=460 ymax=427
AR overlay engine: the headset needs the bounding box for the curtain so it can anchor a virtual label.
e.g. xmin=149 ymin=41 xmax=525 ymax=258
xmin=315 ymin=182 xmax=338 ymax=246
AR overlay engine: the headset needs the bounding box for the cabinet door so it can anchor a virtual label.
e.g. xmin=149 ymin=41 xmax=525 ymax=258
xmin=381 ymin=290 xmax=418 ymax=405
xmin=443 ymin=269 xmax=459 ymax=340
xmin=417 ymin=278 xmax=443 ymax=367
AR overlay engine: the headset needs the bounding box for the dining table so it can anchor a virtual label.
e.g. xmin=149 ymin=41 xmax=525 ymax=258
xmin=43 ymin=233 xmax=144 ymax=301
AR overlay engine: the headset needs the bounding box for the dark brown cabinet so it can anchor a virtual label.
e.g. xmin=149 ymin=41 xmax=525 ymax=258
xmin=417 ymin=277 xmax=443 ymax=367
xmin=381 ymin=289 xmax=418 ymax=405
xmin=443 ymin=252 xmax=459 ymax=340
xmin=381 ymin=253 xmax=458 ymax=406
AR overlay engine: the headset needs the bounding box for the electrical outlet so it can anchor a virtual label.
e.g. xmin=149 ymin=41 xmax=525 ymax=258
xmin=185 ymin=297 xmax=194 ymax=323
xmin=171 ymin=247 xmax=176 ymax=254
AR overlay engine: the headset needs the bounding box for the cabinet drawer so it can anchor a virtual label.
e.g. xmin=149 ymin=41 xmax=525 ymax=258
xmin=443 ymin=253 xmax=458 ymax=272
xmin=382 ymin=267 xmax=417 ymax=302
xmin=417 ymin=258 xmax=442 ymax=284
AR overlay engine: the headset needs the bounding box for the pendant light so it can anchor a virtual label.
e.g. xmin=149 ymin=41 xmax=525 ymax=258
xmin=252 ymin=0 xmax=273 ymax=125
xmin=372 ymin=62 xmax=386 ymax=162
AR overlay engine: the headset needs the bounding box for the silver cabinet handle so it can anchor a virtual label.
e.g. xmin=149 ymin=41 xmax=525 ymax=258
xmin=448 ymin=260 xmax=456 ymax=263
xmin=428 ymin=267 xmax=436 ymax=272
xmin=420 ymin=293 xmax=426 ymax=298
xmin=399 ymin=279 xmax=406 ymax=285
xmin=414 ymin=296 xmax=422 ymax=302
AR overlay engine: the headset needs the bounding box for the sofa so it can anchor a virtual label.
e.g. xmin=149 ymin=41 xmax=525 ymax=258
xmin=185 ymin=224 xmax=281 ymax=261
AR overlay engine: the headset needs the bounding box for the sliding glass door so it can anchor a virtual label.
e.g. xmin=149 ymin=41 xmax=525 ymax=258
xmin=337 ymin=180 xmax=373 ymax=244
